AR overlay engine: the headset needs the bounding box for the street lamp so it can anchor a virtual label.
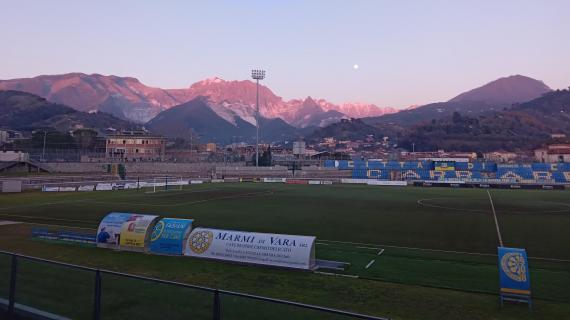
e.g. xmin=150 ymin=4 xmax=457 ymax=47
xmin=251 ymin=69 xmax=266 ymax=167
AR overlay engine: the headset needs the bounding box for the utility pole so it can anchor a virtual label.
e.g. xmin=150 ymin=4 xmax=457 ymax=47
xmin=41 ymin=131 xmax=47 ymax=162
xmin=251 ymin=69 xmax=266 ymax=167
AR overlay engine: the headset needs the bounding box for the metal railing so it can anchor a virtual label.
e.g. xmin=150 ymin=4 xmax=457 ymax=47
xmin=0 ymin=251 xmax=387 ymax=320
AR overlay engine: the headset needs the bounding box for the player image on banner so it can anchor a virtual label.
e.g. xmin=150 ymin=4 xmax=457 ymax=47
xmin=96 ymin=212 xmax=134 ymax=248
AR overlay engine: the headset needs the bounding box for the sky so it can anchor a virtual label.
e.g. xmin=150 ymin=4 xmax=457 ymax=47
xmin=1 ymin=0 xmax=569 ymax=108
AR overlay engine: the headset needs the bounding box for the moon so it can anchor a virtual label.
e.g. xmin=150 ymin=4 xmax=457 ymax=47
xmin=353 ymin=64 xmax=359 ymax=70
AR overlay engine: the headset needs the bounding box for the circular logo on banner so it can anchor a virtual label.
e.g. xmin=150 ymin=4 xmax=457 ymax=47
xmin=188 ymin=230 xmax=214 ymax=254
xmin=150 ymin=221 xmax=165 ymax=242
xmin=501 ymin=252 xmax=527 ymax=282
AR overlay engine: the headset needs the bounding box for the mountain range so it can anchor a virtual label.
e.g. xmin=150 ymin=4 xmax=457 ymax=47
xmin=363 ymin=75 xmax=552 ymax=127
xmin=0 ymin=90 xmax=138 ymax=133
xmin=398 ymin=88 xmax=570 ymax=152
xmin=1 ymin=72 xmax=562 ymax=149
xmin=0 ymin=73 xmax=396 ymax=127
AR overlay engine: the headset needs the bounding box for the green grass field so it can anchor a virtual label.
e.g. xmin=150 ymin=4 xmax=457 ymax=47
xmin=0 ymin=183 xmax=569 ymax=319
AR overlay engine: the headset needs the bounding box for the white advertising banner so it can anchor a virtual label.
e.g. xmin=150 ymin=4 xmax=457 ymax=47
xmin=58 ymin=186 xmax=77 ymax=192
xmin=96 ymin=183 xmax=113 ymax=191
xmin=263 ymin=178 xmax=286 ymax=183
xmin=42 ymin=186 xmax=59 ymax=192
xmin=78 ymin=185 xmax=95 ymax=192
xmin=190 ymin=180 xmax=204 ymax=185
xmin=184 ymin=228 xmax=316 ymax=270
xmin=340 ymin=178 xmax=369 ymax=184
xmin=366 ymin=180 xmax=407 ymax=186
xmin=308 ymin=180 xmax=321 ymax=185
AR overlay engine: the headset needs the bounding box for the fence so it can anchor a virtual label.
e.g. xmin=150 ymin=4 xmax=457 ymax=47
xmin=0 ymin=251 xmax=387 ymax=320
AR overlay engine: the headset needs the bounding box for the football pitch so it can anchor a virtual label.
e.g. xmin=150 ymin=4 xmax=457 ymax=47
xmin=0 ymin=183 xmax=569 ymax=319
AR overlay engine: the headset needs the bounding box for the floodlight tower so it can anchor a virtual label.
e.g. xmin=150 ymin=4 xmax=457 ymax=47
xmin=251 ymin=69 xmax=266 ymax=167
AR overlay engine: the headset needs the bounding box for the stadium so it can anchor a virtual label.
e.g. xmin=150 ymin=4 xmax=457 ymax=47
xmin=0 ymin=157 xmax=569 ymax=319
xmin=1 ymin=2 xmax=570 ymax=319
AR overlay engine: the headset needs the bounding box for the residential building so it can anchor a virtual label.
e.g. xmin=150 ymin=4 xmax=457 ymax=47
xmin=534 ymin=144 xmax=570 ymax=163
xmin=106 ymin=132 xmax=165 ymax=161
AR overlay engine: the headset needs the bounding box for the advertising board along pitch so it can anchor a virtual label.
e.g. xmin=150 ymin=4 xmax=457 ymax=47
xmin=184 ymin=228 xmax=316 ymax=270
xmin=96 ymin=212 xmax=159 ymax=252
xmin=119 ymin=214 xmax=160 ymax=251
xmin=150 ymin=218 xmax=193 ymax=255
xmin=498 ymin=247 xmax=532 ymax=307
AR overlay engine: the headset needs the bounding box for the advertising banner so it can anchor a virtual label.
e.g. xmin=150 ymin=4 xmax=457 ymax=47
xmin=340 ymin=178 xmax=369 ymax=184
xmin=435 ymin=161 xmax=455 ymax=171
xmin=96 ymin=212 xmax=134 ymax=248
xmin=498 ymin=247 xmax=531 ymax=297
xmin=42 ymin=186 xmax=59 ymax=192
xmin=150 ymin=218 xmax=193 ymax=255
xmin=366 ymin=180 xmax=407 ymax=186
xmin=96 ymin=183 xmax=113 ymax=191
xmin=119 ymin=214 xmax=159 ymax=249
xmin=77 ymin=185 xmax=95 ymax=192
xmin=184 ymin=228 xmax=316 ymax=270
xmin=58 ymin=186 xmax=77 ymax=192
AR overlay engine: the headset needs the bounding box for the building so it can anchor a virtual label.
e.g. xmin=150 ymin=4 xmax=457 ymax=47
xmin=106 ymin=133 xmax=165 ymax=161
xmin=484 ymin=151 xmax=518 ymax=163
xmin=0 ymin=151 xmax=29 ymax=162
xmin=534 ymin=144 xmax=570 ymax=163
xmin=205 ymin=143 xmax=217 ymax=153
xmin=0 ymin=130 xmax=8 ymax=145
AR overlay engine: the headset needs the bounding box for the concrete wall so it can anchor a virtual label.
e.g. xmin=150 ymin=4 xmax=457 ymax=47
xmin=40 ymin=162 xmax=348 ymax=178
xmin=43 ymin=162 xmax=237 ymax=174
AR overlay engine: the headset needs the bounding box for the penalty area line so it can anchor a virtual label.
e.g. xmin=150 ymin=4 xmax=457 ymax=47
xmin=365 ymin=259 xmax=376 ymax=269
xmin=314 ymin=271 xmax=359 ymax=279
xmin=356 ymin=246 xmax=381 ymax=250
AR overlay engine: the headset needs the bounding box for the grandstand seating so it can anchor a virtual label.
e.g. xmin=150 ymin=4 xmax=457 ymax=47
xmin=326 ymin=159 xmax=570 ymax=184
xmin=496 ymin=165 xmax=534 ymax=180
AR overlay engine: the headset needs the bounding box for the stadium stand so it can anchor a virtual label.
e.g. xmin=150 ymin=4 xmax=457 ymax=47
xmin=324 ymin=160 xmax=570 ymax=184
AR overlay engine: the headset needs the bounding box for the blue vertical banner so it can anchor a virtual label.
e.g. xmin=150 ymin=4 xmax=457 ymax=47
xmin=497 ymin=247 xmax=531 ymax=305
xmin=150 ymin=218 xmax=193 ymax=255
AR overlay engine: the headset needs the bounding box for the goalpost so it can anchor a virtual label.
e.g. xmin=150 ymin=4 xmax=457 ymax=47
xmin=148 ymin=176 xmax=186 ymax=193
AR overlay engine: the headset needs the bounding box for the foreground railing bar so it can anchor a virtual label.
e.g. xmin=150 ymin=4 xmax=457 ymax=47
xmin=0 ymin=250 xmax=98 ymax=272
xmin=0 ymin=251 xmax=387 ymax=320
xmin=216 ymin=288 xmax=388 ymax=319
xmin=98 ymin=269 xmax=388 ymax=319
xmin=8 ymin=254 xmax=17 ymax=317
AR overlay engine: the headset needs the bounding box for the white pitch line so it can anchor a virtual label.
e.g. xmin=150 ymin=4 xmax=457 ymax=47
xmin=316 ymin=239 xmax=570 ymax=262
xmin=25 ymin=222 xmax=97 ymax=231
xmin=487 ymin=190 xmax=504 ymax=247
xmin=356 ymin=246 xmax=381 ymax=250
xmin=314 ymin=271 xmax=359 ymax=279
xmin=0 ymin=213 xmax=98 ymax=224
xmin=365 ymin=259 xmax=376 ymax=269
xmin=377 ymin=249 xmax=385 ymax=256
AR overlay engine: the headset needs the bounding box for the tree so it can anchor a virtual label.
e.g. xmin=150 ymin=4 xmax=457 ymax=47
xmin=72 ymin=128 xmax=98 ymax=150
xmin=452 ymin=111 xmax=462 ymax=124
xmin=252 ymin=146 xmax=273 ymax=166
